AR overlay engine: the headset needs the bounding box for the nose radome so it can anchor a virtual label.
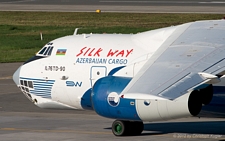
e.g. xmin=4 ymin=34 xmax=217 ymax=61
xmin=13 ymin=66 xmax=21 ymax=86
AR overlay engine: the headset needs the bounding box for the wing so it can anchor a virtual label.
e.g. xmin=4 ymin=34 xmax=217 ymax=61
xmin=123 ymin=20 xmax=225 ymax=100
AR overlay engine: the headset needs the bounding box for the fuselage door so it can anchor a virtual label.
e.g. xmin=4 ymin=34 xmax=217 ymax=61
xmin=90 ymin=66 xmax=107 ymax=87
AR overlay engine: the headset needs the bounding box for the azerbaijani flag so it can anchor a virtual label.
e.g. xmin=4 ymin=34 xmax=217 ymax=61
xmin=56 ymin=49 xmax=67 ymax=55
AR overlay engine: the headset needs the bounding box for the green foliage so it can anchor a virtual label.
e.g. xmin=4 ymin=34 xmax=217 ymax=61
xmin=0 ymin=11 xmax=223 ymax=62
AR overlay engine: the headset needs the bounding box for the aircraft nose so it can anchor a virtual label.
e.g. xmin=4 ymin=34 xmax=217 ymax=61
xmin=13 ymin=66 xmax=21 ymax=86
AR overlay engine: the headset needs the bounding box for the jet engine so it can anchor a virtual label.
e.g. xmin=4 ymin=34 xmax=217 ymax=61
xmin=91 ymin=76 xmax=141 ymax=120
xmin=91 ymin=76 xmax=214 ymax=136
xmin=188 ymin=84 xmax=213 ymax=116
xmin=92 ymin=76 xmax=214 ymax=121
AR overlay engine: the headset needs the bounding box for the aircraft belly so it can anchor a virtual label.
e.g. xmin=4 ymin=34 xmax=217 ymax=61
xmin=51 ymin=83 xmax=73 ymax=107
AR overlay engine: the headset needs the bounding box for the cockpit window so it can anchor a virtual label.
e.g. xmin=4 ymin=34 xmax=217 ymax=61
xmin=47 ymin=42 xmax=53 ymax=45
xmin=47 ymin=47 xmax=54 ymax=55
xmin=43 ymin=47 xmax=51 ymax=55
xmin=24 ymin=42 xmax=54 ymax=65
xmin=37 ymin=43 xmax=54 ymax=57
xmin=38 ymin=47 xmax=47 ymax=54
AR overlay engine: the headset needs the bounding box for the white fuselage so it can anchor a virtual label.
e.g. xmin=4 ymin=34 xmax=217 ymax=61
xmin=13 ymin=25 xmax=181 ymax=110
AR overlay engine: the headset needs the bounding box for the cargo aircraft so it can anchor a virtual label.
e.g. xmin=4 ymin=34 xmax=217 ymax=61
xmin=13 ymin=20 xmax=225 ymax=136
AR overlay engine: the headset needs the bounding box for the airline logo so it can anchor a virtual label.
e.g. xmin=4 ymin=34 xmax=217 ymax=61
xmin=66 ymin=81 xmax=82 ymax=87
xmin=75 ymin=47 xmax=133 ymax=65
xmin=76 ymin=47 xmax=133 ymax=57
xmin=107 ymin=92 xmax=120 ymax=107
xmin=56 ymin=49 xmax=67 ymax=55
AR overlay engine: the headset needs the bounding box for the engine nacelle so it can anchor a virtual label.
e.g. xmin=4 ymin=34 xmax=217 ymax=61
xmin=92 ymin=76 xmax=212 ymax=122
xmin=92 ymin=76 xmax=142 ymax=120
xmin=188 ymin=84 xmax=213 ymax=116
xmin=199 ymin=84 xmax=213 ymax=105
xmin=135 ymin=93 xmax=190 ymax=121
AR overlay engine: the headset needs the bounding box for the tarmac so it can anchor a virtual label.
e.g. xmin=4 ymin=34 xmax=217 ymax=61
xmin=0 ymin=62 xmax=225 ymax=141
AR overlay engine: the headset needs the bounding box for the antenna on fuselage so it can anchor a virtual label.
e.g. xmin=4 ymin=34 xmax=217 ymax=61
xmin=73 ymin=28 xmax=79 ymax=35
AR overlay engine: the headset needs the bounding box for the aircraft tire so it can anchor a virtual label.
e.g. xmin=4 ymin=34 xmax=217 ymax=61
xmin=112 ymin=120 xmax=129 ymax=136
xmin=128 ymin=121 xmax=143 ymax=135
xmin=133 ymin=121 xmax=143 ymax=135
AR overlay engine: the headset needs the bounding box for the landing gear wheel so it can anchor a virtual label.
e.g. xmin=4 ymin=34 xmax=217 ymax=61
xmin=112 ymin=120 xmax=143 ymax=136
xmin=133 ymin=121 xmax=143 ymax=135
xmin=112 ymin=120 xmax=128 ymax=136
